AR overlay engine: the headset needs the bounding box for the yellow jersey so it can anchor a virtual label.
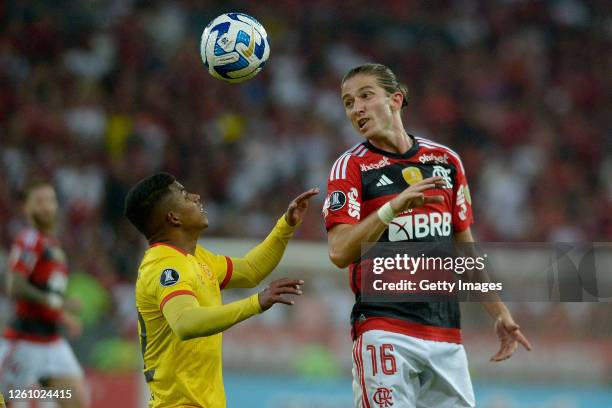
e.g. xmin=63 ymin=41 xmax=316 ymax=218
xmin=135 ymin=243 xmax=247 ymax=408
xmin=134 ymin=215 xmax=296 ymax=407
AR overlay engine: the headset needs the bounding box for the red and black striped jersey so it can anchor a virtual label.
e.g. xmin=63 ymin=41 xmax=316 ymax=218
xmin=5 ymin=228 xmax=69 ymax=342
xmin=323 ymin=135 xmax=473 ymax=344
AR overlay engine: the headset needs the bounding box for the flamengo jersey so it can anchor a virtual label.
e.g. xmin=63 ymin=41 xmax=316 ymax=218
xmin=323 ymin=136 xmax=473 ymax=344
xmin=5 ymin=228 xmax=69 ymax=342
xmin=135 ymin=243 xmax=234 ymax=408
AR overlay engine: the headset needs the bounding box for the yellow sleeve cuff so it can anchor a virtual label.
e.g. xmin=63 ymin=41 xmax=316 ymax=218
xmin=277 ymin=214 xmax=298 ymax=238
xmin=249 ymin=293 xmax=263 ymax=314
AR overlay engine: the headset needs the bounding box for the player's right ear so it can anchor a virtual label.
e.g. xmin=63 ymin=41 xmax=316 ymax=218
xmin=389 ymin=91 xmax=404 ymax=111
xmin=167 ymin=211 xmax=181 ymax=227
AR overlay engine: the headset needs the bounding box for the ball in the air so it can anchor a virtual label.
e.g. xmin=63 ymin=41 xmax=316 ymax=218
xmin=200 ymin=12 xmax=270 ymax=83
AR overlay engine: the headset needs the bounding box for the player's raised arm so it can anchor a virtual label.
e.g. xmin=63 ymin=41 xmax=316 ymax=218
xmin=162 ymin=278 xmax=303 ymax=340
xmin=328 ymin=177 xmax=446 ymax=268
xmin=220 ymin=188 xmax=319 ymax=289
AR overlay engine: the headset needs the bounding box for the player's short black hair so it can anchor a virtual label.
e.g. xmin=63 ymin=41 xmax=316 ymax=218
xmin=124 ymin=172 xmax=176 ymax=238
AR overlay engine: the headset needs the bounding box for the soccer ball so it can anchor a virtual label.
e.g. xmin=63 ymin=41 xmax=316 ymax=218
xmin=200 ymin=12 xmax=270 ymax=83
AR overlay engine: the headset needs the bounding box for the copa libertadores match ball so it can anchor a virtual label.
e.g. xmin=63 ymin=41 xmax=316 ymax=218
xmin=200 ymin=12 xmax=270 ymax=83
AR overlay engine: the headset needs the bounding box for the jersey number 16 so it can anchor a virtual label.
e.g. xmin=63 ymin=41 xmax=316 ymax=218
xmin=366 ymin=344 xmax=397 ymax=376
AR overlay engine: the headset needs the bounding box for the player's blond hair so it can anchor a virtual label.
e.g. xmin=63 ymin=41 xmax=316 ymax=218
xmin=342 ymin=63 xmax=409 ymax=109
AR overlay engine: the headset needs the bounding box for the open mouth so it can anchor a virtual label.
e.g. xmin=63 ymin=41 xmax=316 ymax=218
xmin=357 ymin=118 xmax=369 ymax=130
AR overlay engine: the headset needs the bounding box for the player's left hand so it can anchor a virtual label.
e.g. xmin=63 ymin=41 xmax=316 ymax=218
xmin=285 ymin=188 xmax=320 ymax=226
xmin=64 ymin=297 xmax=83 ymax=314
xmin=61 ymin=311 xmax=83 ymax=339
xmin=258 ymin=278 xmax=304 ymax=311
xmin=490 ymin=316 xmax=532 ymax=362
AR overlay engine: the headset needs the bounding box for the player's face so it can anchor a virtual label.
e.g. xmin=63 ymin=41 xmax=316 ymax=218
xmin=341 ymin=74 xmax=395 ymax=140
xmin=169 ymin=182 xmax=208 ymax=231
xmin=25 ymin=185 xmax=58 ymax=231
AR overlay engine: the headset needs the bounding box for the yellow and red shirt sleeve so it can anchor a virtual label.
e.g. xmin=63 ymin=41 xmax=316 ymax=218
xmin=152 ymin=255 xmax=198 ymax=312
xmin=198 ymin=215 xmax=297 ymax=290
xmin=195 ymin=246 xmax=234 ymax=290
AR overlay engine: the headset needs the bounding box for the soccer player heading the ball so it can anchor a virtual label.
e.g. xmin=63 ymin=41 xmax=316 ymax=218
xmin=323 ymin=64 xmax=531 ymax=407
xmin=125 ymin=173 xmax=318 ymax=408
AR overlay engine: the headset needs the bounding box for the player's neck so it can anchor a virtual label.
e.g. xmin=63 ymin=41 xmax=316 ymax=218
xmin=31 ymin=221 xmax=54 ymax=236
xmin=368 ymin=129 xmax=412 ymax=154
xmin=150 ymin=231 xmax=199 ymax=255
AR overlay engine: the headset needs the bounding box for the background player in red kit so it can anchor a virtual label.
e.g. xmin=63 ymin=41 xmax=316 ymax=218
xmin=324 ymin=64 xmax=532 ymax=407
xmin=0 ymin=181 xmax=87 ymax=407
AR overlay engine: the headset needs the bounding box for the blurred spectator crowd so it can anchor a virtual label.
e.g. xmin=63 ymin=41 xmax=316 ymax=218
xmin=0 ymin=0 xmax=611 ymax=370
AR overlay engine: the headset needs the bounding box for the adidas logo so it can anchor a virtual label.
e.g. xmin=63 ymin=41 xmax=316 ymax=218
xmin=376 ymin=174 xmax=393 ymax=187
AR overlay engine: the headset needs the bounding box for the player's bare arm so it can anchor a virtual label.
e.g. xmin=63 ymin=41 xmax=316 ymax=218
xmin=454 ymin=228 xmax=532 ymax=362
xmin=8 ymin=272 xmax=84 ymax=345
xmin=328 ymin=177 xmax=446 ymax=268
xmin=60 ymin=311 xmax=83 ymax=339
xmin=7 ymin=272 xmax=62 ymax=309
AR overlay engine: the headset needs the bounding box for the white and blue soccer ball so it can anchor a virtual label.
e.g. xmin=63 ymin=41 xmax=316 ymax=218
xmin=200 ymin=12 xmax=270 ymax=83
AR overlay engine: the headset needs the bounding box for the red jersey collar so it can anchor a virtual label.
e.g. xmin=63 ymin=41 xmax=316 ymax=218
xmin=363 ymin=134 xmax=420 ymax=159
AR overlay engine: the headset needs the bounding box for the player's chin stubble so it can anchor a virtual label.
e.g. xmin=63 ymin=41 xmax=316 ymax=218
xmin=31 ymin=212 xmax=55 ymax=231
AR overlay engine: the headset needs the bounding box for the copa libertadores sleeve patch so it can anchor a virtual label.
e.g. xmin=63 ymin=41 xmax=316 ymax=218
xmin=328 ymin=190 xmax=347 ymax=211
xmin=160 ymin=268 xmax=180 ymax=287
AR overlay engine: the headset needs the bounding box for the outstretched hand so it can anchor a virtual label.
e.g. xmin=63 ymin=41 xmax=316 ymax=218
xmin=490 ymin=316 xmax=532 ymax=362
xmin=258 ymin=278 xmax=304 ymax=311
xmin=285 ymin=187 xmax=320 ymax=226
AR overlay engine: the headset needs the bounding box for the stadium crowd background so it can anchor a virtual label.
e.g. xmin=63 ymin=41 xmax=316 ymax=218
xmin=0 ymin=1 xmax=611 ymax=406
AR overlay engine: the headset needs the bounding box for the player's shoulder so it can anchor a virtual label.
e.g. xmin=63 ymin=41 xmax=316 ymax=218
xmin=194 ymin=244 xmax=214 ymax=263
xmin=14 ymin=227 xmax=43 ymax=249
xmin=195 ymin=244 xmax=212 ymax=256
xmin=139 ymin=244 xmax=192 ymax=279
xmin=415 ymin=136 xmax=465 ymax=171
xmin=195 ymin=244 xmax=227 ymax=269
xmin=329 ymin=142 xmax=370 ymax=181
xmin=146 ymin=243 xmax=189 ymax=259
